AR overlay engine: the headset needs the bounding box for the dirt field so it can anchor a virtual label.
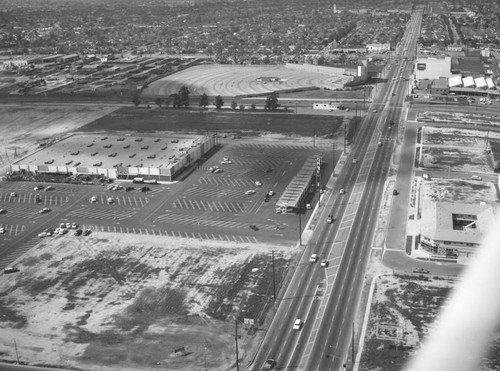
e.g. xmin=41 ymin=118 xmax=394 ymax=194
xmin=420 ymin=126 xmax=499 ymax=172
xmin=359 ymin=274 xmax=500 ymax=371
xmin=421 ymin=178 xmax=498 ymax=204
xmin=0 ymin=232 xmax=293 ymax=370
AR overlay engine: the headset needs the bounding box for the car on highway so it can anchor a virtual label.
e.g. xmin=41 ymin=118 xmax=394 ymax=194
xmin=378 ymin=141 xmax=383 ymax=147
xmin=373 ymin=109 xmax=377 ymax=113
xmin=4 ymin=267 xmax=19 ymax=274
xmin=321 ymin=259 xmax=329 ymax=267
xmin=471 ymin=175 xmax=482 ymax=180
xmin=393 ymin=189 xmax=399 ymax=196
xmin=413 ymin=267 xmax=430 ymax=274
xmin=327 ymin=215 xmax=334 ymax=224
xmin=83 ymin=229 xmax=92 ymax=236
xmin=39 ymin=207 xmax=51 ymax=214
xmin=310 ymin=254 xmax=319 ymax=263
xmin=352 ymin=159 xmax=358 ymax=164
xmin=263 ymin=359 xmax=276 ymax=370
xmin=245 ymin=190 xmax=256 ymax=195
xmin=34 ymin=185 xmax=44 ymax=191
xmin=340 ymin=188 xmax=346 ymax=195
xmin=293 ymin=318 xmax=302 ymax=331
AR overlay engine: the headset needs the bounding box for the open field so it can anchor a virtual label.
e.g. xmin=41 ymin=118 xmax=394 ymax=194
xmin=359 ymin=274 xmax=500 ymax=371
xmin=420 ymin=126 xmax=497 ymax=173
xmin=0 ymin=232 xmax=293 ymax=370
xmin=417 ymin=111 xmax=500 ymax=127
xmin=421 ymin=178 xmax=498 ymax=204
xmin=142 ymin=64 xmax=350 ymax=98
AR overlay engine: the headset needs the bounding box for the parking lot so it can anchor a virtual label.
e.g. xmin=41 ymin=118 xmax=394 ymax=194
xmin=0 ymin=141 xmax=327 ymax=257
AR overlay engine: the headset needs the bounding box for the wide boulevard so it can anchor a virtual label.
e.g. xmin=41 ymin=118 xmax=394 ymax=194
xmin=252 ymin=10 xmax=423 ymax=371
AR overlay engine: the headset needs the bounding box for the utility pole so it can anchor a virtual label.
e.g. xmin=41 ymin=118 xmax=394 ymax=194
xmin=352 ymin=322 xmax=355 ymax=363
xmin=12 ymin=338 xmax=19 ymax=364
xmin=343 ymin=120 xmax=347 ymax=153
xmin=235 ymin=319 xmax=240 ymax=371
xmin=271 ymin=250 xmax=276 ymax=299
xmin=332 ymin=142 xmax=336 ymax=177
xmin=298 ymin=206 xmax=302 ymax=246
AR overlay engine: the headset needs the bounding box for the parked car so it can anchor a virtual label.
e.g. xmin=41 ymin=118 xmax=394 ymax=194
xmin=83 ymin=229 xmax=92 ymax=236
xmin=245 ymin=190 xmax=256 ymax=195
xmin=413 ymin=267 xmax=430 ymax=274
xmin=75 ymin=229 xmax=83 ymax=236
xmin=471 ymin=175 xmax=482 ymax=180
xmin=39 ymin=207 xmax=51 ymax=214
xmin=9 ymin=192 xmax=17 ymax=197
xmin=249 ymin=224 xmax=259 ymax=231
xmin=44 ymin=186 xmax=54 ymax=191
xmin=0 ymin=209 xmax=6 ymax=214
xmin=34 ymin=185 xmax=44 ymax=191
xmin=255 ymin=180 xmax=262 ymax=187
xmin=4 ymin=267 xmax=19 ymax=274
xmin=0 ymin=227 xmax=5 ymax=234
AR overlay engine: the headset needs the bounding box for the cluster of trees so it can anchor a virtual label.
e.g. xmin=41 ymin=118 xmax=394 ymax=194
xmin=135 ymin=88 xmax=282 ymax=111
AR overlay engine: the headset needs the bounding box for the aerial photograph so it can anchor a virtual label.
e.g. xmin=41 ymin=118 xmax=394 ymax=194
xmin=1 ymin=0 xmax=500 ymax=370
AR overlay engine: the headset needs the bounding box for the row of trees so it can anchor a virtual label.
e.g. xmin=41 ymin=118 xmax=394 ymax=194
xmin=134 ymin=86 xmax=281 ymax=111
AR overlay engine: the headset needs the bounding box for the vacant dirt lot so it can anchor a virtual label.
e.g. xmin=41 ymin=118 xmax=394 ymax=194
xmin=0 ymin=232 xmax=293 ymax=370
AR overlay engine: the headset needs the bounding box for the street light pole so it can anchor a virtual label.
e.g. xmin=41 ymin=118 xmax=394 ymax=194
xmin=271 ymin=250 xmax=276 ymax=299
xmin=298 ymin=207 xmax=302 ymax=246
xmin=235 ymin=319 xmax=240 ymax=371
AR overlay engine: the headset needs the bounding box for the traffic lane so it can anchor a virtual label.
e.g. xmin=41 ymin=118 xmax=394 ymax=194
xmin=312 ymin=147 xmax=390 ymax=370
xmin=386 ymin=122 xmax=418 ymax=251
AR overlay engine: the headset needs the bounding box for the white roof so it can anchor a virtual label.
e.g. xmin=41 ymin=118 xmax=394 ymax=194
xmin=486 ymin=77 xmax=495 ymax=89
xmin=448 ymin=75 xmax=462 ymax=87
xmin=474 ymin=76 xmax=487 ymax=89
xmin=462 ymin=76 xmax=475 ymax=87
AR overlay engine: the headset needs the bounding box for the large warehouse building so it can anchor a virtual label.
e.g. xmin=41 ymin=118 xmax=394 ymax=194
xmin=10 ymin=133 xmax=215 ymax=182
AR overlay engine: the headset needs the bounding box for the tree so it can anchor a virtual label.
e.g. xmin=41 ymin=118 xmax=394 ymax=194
xmin=239 ymin=104 xmax=245 ymax=111
xmin=265 ymin=92 xmax=280 ymax=111
xmin=199 ymin=93 xmax=209 ymax=107
xmin=155 ymin=97 xmax=164 ymax=108
xmin=132 ymin=93 xmax=141 ymax=107
xmin=178 ymin=86 xmax=190 ymax=107
xmin=231 ymin=101 xmax=237 ymax=110
xmin=170 ymin=93 xmax=181 ymax=108
xmin=251 ymin=104 xmax=256 ymax=110
xmin=215 ymin=95 xmax=224 ymax=110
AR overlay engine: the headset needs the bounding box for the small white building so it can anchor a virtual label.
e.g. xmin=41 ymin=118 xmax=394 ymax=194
xmin=313 ymin=102 xmax=339 ymax=111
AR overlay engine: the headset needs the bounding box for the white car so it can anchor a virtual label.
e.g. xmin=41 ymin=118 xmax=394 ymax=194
xmin=255 ymin=181 xmax=262 ymax=187
xmin=245 ymin=190 xmax=256 ymax=195
xmin=340 ymin=188 xmax=346 ymax=195
xmin=310 ymin=254 xmax=319 ymax=263
xmin=9 ymin=192 xmax=17 ymax=197
xmin=471 ymin=175 xmax=482 ymax=180
xmin=293 ymin=319 xmax=302 ymax=331
xmin=0 ymin=227 xmax=5 ymax=234
xmin=352 ymin=159 xmax=358 ymax=164
xmin=320 ymin=259 xmax=329 ymax=267
xmin=90 ymin=196 xmax=98 ymax=203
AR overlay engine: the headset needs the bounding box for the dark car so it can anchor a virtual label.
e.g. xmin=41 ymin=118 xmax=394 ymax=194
xmin=393 ymin=189 xmax=399 ymax=195
xmin=249 ymin=225 xmax=259 ymax=231
xmin=74 ymin=229 xmax=83 ymax=236
xmin=413 ymin=267 xmax=430 ymax=274
xmin=263 ymin=359 xmax=276 ymax=370
xmin=4 ymin=267 xmax=19 ymax=274
xmin=83 ymin=229 xmax=92 ymax=236
xmin=140 ymin=186 xmax=150 ymax=193
xmin=125 ymin=187 xmax=134 ymax=192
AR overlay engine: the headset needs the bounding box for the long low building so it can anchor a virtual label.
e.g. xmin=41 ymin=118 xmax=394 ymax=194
xmin=10 ymin=133 xmax=215 ymax=182
xmin=275 ymin=156 xmax=319 ymax=213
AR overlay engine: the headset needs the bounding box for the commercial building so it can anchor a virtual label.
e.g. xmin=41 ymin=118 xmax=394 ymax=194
xmin=414 ymin=57 xmax=453 ymax=80
xmin=10 ymin=133 xmax=215 ymax=182
xmin=419 ymin=202 xmax=494 ymax=263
